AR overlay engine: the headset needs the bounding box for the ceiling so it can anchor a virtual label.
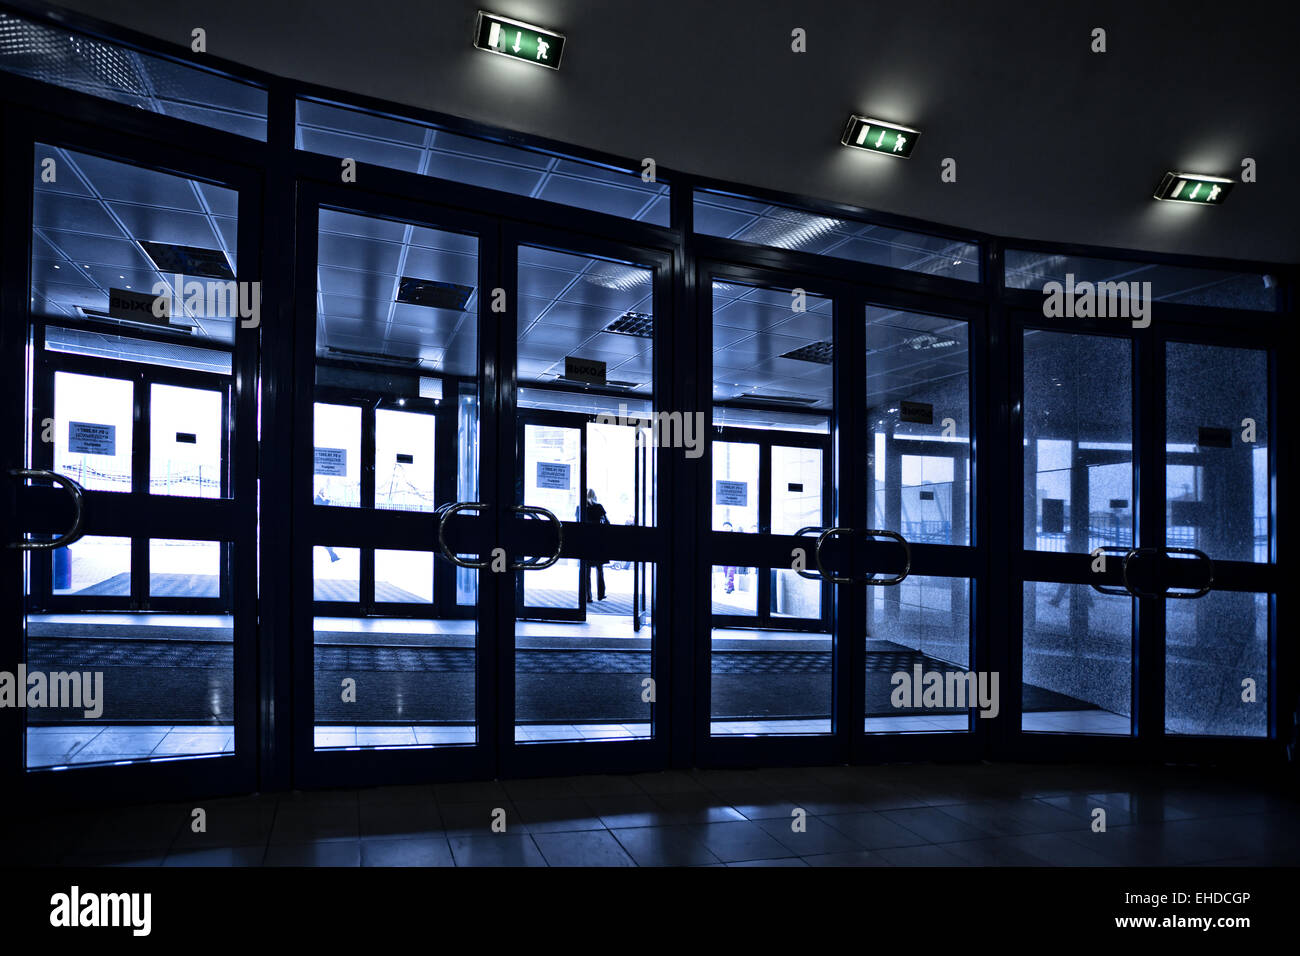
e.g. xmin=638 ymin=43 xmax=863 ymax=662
xmin=46 ymin=0 xmax=1300 ymax=263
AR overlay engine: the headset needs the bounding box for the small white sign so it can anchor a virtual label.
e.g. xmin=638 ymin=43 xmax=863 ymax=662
xmin=715 ymin=480 xmax=748 ymax=507
xmin=536 ymin=461 xmax=571 ymax=490
xmin=314 ymin=447 xmax=348 ymax=476
xmin=68 ymin=421 xmax=116 ymax=456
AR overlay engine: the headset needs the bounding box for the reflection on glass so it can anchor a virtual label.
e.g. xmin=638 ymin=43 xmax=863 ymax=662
xmin=313 ymin=545 xmax=360 ymax=601
xmin=149 ymin=539 xmax=220 ymax=598
xmin=1021 ymin=582 xmax=1132 ymax=735
xmin=53 ymin=372 xmax=133 ymax=493
xmin=1166 ymin=343 xmax=1269 ymax=563
xmin=1165 ymin=591 xmax=1267 ymax=737
xmin=867 ymin=307 xmax=971 ymax=546
xmin=150 ymin=383 xmax=223 ymax=498
xmin=313 ymin=403 xmax=362 ymax=508
xmin=1023 ymin=331 xmax=1132 ymax=553
xmin=51 ymin=535 xmax=130 ymax=595
xmin=376 ymin=408 xmax=435 ymax=512
xmin=515 ymin=564 xmax=654 ymax=743
xmin=713 ymin=441 xmax=758 ymax=532
xmin=375 ymin=549 xmax=434 ymax=603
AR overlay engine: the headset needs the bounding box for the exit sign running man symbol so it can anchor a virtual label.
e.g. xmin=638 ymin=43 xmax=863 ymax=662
xmin=475 ymin=12 xmax=566 ymax=69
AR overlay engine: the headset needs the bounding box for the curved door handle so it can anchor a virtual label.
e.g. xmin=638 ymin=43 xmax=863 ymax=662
xmin=7 ymin=469 xmax=87 ymax=550
xmin=813 ymin=527 xmax=856 ymax=584
xmin=1120 ymin=547 xmax=1162 ymax=599
xmin=860 ymin=529 xmax=911 ymax=586
xmin=1089 ymin=545 xmax=1136 ymax=597
xmin=1162 ymin=546 xmax=1214 ymax=599
xmin=792 ymin=526 xmax=825 ymax=580
xmin=436 ymin=501 xmax=491 ymax=569
xmin=509 ymin=504 xmax=563 ymax=571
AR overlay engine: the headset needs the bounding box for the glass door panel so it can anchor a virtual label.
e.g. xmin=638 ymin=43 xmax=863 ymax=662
xmin=709 ymin=278 xmax=835 ymax=737
xmin=310 ymin=206 xmax=481 ymax=751
xmin=512 ymin=243 xmax=659 ymax=746
xmin=1020 ymin=329 xmax=1135 ymax=735
xmin=21 ymin=143 xmax=247 ymax=772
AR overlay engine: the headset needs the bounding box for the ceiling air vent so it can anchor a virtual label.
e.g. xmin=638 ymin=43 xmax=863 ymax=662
xmin=604 ymin=311 xmax=653 ymax=338
xmin=779 ymin=340 xmax=834 ymax=365
xmin=395 ymin=277 xmax=473 ymax=310
xmin=326 ymin=346 xmax=422 ymax=368
xmin=139 ymin=242 xmax=235 ymax=280
xmin=732 ymin=393 xmax=819 ymax=406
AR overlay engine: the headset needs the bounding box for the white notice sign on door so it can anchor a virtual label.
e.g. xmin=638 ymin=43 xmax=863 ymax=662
xmin=68 ymin=422 xmax=116 ymax=456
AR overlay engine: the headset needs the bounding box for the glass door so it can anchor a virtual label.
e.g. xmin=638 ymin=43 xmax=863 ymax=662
xmin=1 ymin=121 xmax=260 ymax=798
xmin=1010 ymin=307 xmax=1277 ymax=759
xmin=503 ymin=229 xmax=671 ymax=773
xmin=703 ymin=267 xmax=841 ymax=757
xmin=293 ymin=183 xmax=498 ymax=786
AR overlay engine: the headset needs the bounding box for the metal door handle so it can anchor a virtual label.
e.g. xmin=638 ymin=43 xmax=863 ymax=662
xmin=1120 ymin=547 xmax=1162 ymax=599
xmin=435 ymin=501 xmax=490 ymax=569
xmin=792 ymin=526 xmax=824 ymax=580
xmin=860 ymin=529 xmax=911 ymax=586
xmin=1089 ymin=545 xmax=1135 ymax=597
xmin=1162 ymin=546 xmax=1214 ymax=599
xmin=509 ymin=504 xmax=563 ymax=571
xmin=7 ymin=469 xmax=86 ymax=550
xmin=813 ymin=527 xmax=856 ymax=584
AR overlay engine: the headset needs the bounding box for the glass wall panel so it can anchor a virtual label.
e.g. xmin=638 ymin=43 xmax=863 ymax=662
xmin=1006 ymin=249 xmax=1279 ymax=311
xmin=298 ymin=100 xmax=669 ymax=224
xmin=696 ymin=189 xmax=978 ymax=281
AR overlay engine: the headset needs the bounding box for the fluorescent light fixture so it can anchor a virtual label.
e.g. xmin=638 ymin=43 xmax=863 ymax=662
xmin=841 ymin=115 xmax=919 ymax=158
xmin=474 ymin=11 xmax=565 ymax=69
xmin=1154 ymin=171 xmax=1233 ymax=205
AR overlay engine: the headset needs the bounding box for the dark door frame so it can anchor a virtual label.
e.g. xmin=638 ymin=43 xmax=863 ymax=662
xmin=0 ymin=104 xmax=264 ymax=805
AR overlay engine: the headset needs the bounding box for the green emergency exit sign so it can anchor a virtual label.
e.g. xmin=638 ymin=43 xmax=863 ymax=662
xmin=474 ymin=11 xmax=565 ymax=69
xmin=1154 ymin=171 xmax=1232 ymax=205
xmin=841 ymin=115 xmax=919 ymax=158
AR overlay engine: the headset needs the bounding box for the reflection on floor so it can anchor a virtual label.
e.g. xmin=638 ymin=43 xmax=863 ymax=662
xmin=26 ymin=724 xmax=233 ymax=768
xmin=11 ymin=761 xmax=1298 ymax=867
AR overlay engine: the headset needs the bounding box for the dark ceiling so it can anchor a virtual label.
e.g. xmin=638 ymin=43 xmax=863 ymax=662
xmin=48 ymin=0 xmax=1300 ymax=263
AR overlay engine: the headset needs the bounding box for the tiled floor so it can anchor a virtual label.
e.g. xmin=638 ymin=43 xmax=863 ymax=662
xmin=8 ymin=761 xmax=1299 ymax=867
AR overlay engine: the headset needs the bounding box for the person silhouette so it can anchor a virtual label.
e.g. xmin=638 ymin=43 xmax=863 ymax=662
xmin=584 ymin=488 xmax=608 ymax=601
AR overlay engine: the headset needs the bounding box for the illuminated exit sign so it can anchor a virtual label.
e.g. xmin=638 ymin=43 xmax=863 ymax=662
xmin=474 ymin=11 xmax=565 ymax=69
xmin=841 ymin=115 xmax=919 ymax=158
xmin=1154 ymin=171 xmax=1232 ymax=205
